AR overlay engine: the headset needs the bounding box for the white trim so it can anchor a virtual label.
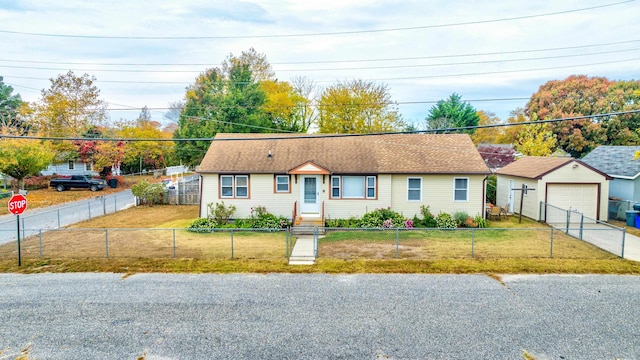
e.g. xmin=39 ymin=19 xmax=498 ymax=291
xmin=453 ymin=177 xmax=469 ymax=202
xmin=275 ymin=175 xmax=289 ymax=193
xmin=220 ymin=175 xmax=234 ymax=198
xmin=366 ymin=176 xmax=376 ymax=199
xmin=407 ymin=177 xmax=422 ymax=201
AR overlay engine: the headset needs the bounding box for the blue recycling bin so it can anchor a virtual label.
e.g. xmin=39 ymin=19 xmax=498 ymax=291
xmin=635 ymin=215 xmax=640 ymax=229
xmin=626 ymin=210 xmax=639 ymax=226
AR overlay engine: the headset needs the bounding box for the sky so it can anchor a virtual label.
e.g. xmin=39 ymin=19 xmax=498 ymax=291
xmin=0 ymin=0 xmax=638 ymax=129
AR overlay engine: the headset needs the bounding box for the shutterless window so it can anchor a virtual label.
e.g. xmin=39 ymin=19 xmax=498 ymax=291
xmin=454 ymin=178 xmax=468 ymax=201
xmin=235 ymin=175 xmax=248 ymax=198
xmin=408 ymin=178 xmax=421 ymax=201
xmin=68 ymin=160 xmax=74 ymax=170
xmin=331 ymin=176 xmax=340 ymax=198
xmin=220 ymin=175 xmax=234 ymax=198
xmin=342 ymin=176 xmax=365 ymax=198
xmin=366 ymin=176 xmax=376 ymax=199
xmin=275 ymin=175 xmax=289 ymax=192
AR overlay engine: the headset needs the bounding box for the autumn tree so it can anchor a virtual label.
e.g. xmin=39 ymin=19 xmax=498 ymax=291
xmin=425 ymin=93 xmax=479 ymax=133
xmin=0 ymin=138 xmax=54 ymax=191
xmin=317 ymin=80 xmax=404 ymax=133
xmin=526 ymin=75 xmax=640 ymax=157
xmin=260 ymin=80 xmax=310 ymax=132
xmin=471 ymin=111 xmax=503 ymax=144
xmin=221 ymin=47 xmax=275 ymax=82
xmin=31 ymin=71 xmax=108 ymax=138
xmin=0 ymin=76 xmax=27 ymax=135
xmin=477 ymin=144 xmax=516 ymax=169
xmin=514 ymin=123 xmax=557 ymax=156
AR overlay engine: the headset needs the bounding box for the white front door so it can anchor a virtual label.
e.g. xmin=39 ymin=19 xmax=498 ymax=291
xmin=300 ymin=175 xmax=320 ymax=213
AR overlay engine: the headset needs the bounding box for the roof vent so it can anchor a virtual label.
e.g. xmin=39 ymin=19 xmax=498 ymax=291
xmin=267 ymin=149 xmax=272 ymax=158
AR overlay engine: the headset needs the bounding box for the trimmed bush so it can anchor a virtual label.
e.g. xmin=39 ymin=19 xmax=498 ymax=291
xmin=188 ymin=218 xmax=217 ymax=233
xmin=435 ymin=212 xmax=457 ymax=229
xmin=360 ymin=207 xmax=405 ymax=228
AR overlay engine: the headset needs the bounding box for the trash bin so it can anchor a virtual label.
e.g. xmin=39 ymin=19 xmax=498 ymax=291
xmin=626 ymin=210 xmax=640 ymax=226
xmin=633 ymin=203 xmax=640 ymax=211
xmin=108 ymin=178 xmax=118 ymax=188
xmin=636 ymin=215 xmax=640 ymax=229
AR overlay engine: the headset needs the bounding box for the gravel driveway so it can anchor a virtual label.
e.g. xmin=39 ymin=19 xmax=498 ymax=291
xmin=0 ymin=274 xmax=638 ymax=359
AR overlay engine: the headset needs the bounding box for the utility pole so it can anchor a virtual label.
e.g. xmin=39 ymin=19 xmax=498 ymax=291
xmin=511 ymin=184 xmax=536 ymax=223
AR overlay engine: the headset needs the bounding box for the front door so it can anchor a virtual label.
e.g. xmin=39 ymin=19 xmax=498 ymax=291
xmin=300 ymin=175 xmax=320 ymax=213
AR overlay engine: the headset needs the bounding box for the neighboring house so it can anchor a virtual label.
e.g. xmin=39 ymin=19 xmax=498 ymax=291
xmin=495 ymin=157 xmax=611 ymax=222
xmin=196 ymin=133 xmax=491 ymax=222
xmin=41 ymin=160 xmax=98 ymax=176
xmin=581 ymin=146 xmax=640 ymax=202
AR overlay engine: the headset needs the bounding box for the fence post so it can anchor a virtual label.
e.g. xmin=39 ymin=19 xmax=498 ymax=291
xmin=57 ymin=209 xmax=61 ymax=228
xmin=286 ymin=227 xmax=290 ymax=258
xmin=539 ymin=201 xmax=543 ymax=222
xmin=39 ymin=229 xmax=42 ymax=258
xmin=114 ymin=196 xmax=117 ymax=212
xmin=565 ymin=210 xmax=570 ymax=234
xmin=550 ymin=228 xmax=554 ymax=258
xmin=173 ymin=229 xmax=176 ymax=259
xmin=314 ymin=226 xmax=318 ymax=258
xmin=471 ymin=228 xmax=475 ymax=258
xmin=230 ymin=230 xmax=234 ymax=259
xmin=88 ymin=202 xmax=92 ymax=219
xmin=395 ymin=228 xmax=399 ymax=259
xmin=621 ymin=228 xmax=626 ymax=259
xmin=21 ymin=217 xmax=25 ymax=240
xmin=579 ymin=213 xmax=584 ymax=240
xmin=102 ymin=196 xmax=106 ymax=215
xmin=105 ymin=229 xmax=109 ymax=258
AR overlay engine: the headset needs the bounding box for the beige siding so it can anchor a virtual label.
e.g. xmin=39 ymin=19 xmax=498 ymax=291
xmin=496 ymin=175 xmax=539 ymax=219
xmin=390 ymin=174 xmax=486 ymax=218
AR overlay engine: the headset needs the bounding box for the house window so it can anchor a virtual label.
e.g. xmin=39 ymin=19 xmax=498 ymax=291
xmin=68 ymin=160 xmax=75 ymax=170
xmin=454 ymin=178 xmax=468 ymax=201
xmin=408 ymin=177 xmax=422 ymax=201
xmin=366 ymin=176 xmax=376 ymax=199
xmin=220 ymin=175 xmax=249 ymax=198
xmin=330 ymin=175 xmax=377 ymax=199
xmin=331 ymin=176 xmax=340 ymax=198
xmin=275 ymin=175 xmax=290 ymax=193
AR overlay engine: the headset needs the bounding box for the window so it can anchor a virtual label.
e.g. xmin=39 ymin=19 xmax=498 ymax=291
xmin=366 ymin=176 xmax=376 ymax=199
xmin=220 ymin=175 xmax=249 ymax=198
xmin=330 ymin=175 xmax=377 ymax=199
xmin=454 ymin=178 xmax=468 ymax=201
xmin=275 ymin=175 xmax=289 ymax=193
xmin=408 ymin=177 xmax=421 ymax=201
xmin=331 ymin=176 xmax=340 ymax=198
xmin=342 ymin=176 xmax=364 ymax=198
xmin=68 ymin=160 xmax=75 ymax=170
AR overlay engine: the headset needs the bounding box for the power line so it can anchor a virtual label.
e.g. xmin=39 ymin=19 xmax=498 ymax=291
xmin=1 ymin=39 xmax=638 ymax=68
xmin=2 ymin=110 xmax=638 ymax=142
xmin=2 ymin=47 xmax=637 ymax=74
xmin=0 ymin=1 xmax=631 ymax=40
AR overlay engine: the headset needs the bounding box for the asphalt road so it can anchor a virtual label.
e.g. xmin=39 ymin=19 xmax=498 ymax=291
xmin=1 ymin=274 xmax=639 ymax=359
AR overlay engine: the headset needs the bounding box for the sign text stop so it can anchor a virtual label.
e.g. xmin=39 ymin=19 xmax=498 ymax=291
xmin=8 ymin=193 xmax=27 ymax=215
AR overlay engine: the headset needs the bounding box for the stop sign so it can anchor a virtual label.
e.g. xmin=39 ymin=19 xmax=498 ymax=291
xmin=8 ymin=194 xmax=27 ymax=215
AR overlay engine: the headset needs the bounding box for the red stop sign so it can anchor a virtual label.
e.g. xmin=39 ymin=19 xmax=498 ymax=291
xmin=8 ymin=194 xmax=27 ymax=215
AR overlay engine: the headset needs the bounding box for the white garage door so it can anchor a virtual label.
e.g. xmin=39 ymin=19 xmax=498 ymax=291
xmin=547 ymin=184 xmax=598 ymax=222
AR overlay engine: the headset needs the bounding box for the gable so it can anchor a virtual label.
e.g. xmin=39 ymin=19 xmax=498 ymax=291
xmin=289 ymin=161 xmax=330 ymax=175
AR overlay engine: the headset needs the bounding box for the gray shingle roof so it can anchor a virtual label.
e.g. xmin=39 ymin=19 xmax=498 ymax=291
xmin=581 ymin=146 xmax=640 ymax=178
xmin=197 ymin=133 xmax=490 ymax=175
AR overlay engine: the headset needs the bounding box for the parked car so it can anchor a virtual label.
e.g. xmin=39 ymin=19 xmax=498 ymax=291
xmin=49 ymin=175 xmax=107 ymax=192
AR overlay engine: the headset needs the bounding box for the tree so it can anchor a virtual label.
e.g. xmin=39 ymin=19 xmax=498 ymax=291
xmin=260 ymin=80 xmax=310 ymax=132
xmin=425 ymin=93 xmax=479 ymax=133
xmin=526 ymin=75 xmax=640 ymax=157
xmin=0 ymin=76 xmax=27 ymax=135
xmin=31 ymin=71 xmax=108 ymax=138
xmin=0 ymin=138 xmax=54 ymax=191
xmin=471 ymin=111 xmax=503 ymax=144
xmin=514 ymin=123 xmax=557 ymax=156
xmin=221 ymin=47 xmax=275 ymax=82
xmin=317 ymin=80 xmax=404 ymax=133
xmin=477 ymin=144 xmax=516 ymax=169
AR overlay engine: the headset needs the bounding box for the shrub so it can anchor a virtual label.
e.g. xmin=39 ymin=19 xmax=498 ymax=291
xmin=325 ymin=217 xmax=360 ymax=228
xmin=24 ymin=175 xmax=52 ymax=190
xmin=131 ymin=180 xmax=164 ymax=205
xmin=188 ymin=218 xmax=217 ymax=233
xmin=404 ymin=219 xmax=414 ymax=229
xmin=249 ymin=205 xmax=289 ymax=229
xmin=474 ymin=215 xmax=488 ymax=228
xmin=207 ymin=201 xmax=236 ymax=225
xmin=360 ymin=207 xmax=405 ymax=228
xmin=453 ymin=211 xmax=470 ymax=227
xmin=420 ymin=205 xmax=437 ymax=228
xmin=435 ymin=212 xmax=457 ymax=229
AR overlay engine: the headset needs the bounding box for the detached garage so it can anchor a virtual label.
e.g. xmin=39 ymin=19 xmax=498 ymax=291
xmin=495 ymin=157 xmax=611 ymax=222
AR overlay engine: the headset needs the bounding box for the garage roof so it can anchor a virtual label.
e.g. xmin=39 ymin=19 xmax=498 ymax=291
xmin=581 ymin=146 xmax=640 ymax=179
xmin=495 ymin=156 xmax=611 ymax=180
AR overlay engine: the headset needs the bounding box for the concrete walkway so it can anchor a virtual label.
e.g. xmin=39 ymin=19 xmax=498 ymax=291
xmin=288 ymin=236 xmax=316 ymax=265
xmin=548 ymin=222 xmax=640 ymax=261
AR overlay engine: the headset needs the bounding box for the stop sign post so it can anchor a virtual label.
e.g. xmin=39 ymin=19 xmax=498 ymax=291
xmin=8 ymin=194 xmax=27 ymax=266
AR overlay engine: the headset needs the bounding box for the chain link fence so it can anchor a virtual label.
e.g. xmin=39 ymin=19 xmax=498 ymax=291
xmin=0 ymin=228 xmax=293 ymax=260
xmin=608 ymin=199 xmax=636 ymax=221
xmin=540 ymin=202 xmax=626 ymax=258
